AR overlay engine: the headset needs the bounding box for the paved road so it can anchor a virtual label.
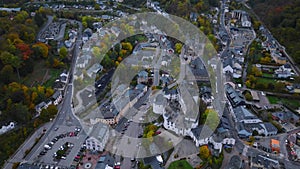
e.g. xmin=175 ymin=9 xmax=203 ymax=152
xmin=2 ymin=123 xmax=51 ymax=169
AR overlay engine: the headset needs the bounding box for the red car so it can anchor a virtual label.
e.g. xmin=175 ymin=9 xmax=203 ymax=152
xmin=155 ymin=131 xmax=161 ymax=135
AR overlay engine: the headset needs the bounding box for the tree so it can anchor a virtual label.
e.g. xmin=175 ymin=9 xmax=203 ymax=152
xmin=121 ymin=42 xmax=133 ymax=53
xmin=245 ymin=92 xmax=253 ymax=101
xmin=16 ymin=43 xmax=32 ymax=60
xmin=0 ymin=51 xmax=22 ymax=79
xmin=94 ymin=4 xmax=100 ymax=10
xmin=14 ymin=11 xmax=29 ymax=23
xmin=252 ymin=130 xmax=259 ymax=136
xmin=251 ymin=66 xmax=262 ymax=77
xmin=0 ymin=65 xmax=14 ymax=84
xmin=245 ymin=80 xmax=252 ymax=88
xmin=175 ymin=43 xmax=183 ymax=54
xmin=101 ymin=54 xmax=114 ymax=69
xmin=59 ymin=46 xmax=68 ymax=59
xmin=8 ymin=103 xmax=30 ymax=123
xmin=199 ymin=145 xmax=210 ymax=160
xmin=32 ymin=42 xmax=48 ymax=58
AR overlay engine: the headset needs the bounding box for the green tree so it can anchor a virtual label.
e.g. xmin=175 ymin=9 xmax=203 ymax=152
xmin=175 ymin=43 xmax=183 ymax=54
xmin=251 ymin=66 xmax=262 ymax=77
xmin=59 ymin=46 xmax=68 ymax=59
xmin=0 ymin=51 xmax=22 ymax=79
xmin=252 ymin=130 xmax=259 ymax=136
xmin=32 ymin=42 xmax=49 ymax=58
xmin=245 ymin=92 xmax=253 ymax=101
xmin=94 ymin=4 xmax=100 ymax=10
xmin=8 ymin=103 xmax=30 ymax=123
xmin=0 ymin=65 xmax=14 ymax=84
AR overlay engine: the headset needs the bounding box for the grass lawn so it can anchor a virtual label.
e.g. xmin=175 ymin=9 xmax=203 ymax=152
xmin=256 ymin=77 xmax=276 ymax=84
xmin=267 ymin=95 xmax=300 ymax=109
xmin=22 ymin=59 xmax=63 ymax=88
xmin=262 ymin=73 xmax=274 ymax=78
xmin=43 ymin=69 xmax=62 ymax=87
xmin=168 ymin=160 xmax=193 ymax=169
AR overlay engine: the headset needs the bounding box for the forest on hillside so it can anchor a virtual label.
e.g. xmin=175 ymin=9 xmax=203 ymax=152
xmin=249 ymin=0 xmax=300 ymax=65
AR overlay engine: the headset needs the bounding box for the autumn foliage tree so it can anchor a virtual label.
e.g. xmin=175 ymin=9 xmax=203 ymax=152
xmin=16 ymin=43 xmax=33 ymax=60
xmin=199 ymin=145 xmax=210 ymax=161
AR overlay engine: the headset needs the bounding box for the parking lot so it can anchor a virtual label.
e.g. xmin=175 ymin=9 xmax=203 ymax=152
xmin=29 ymin=125 xmax=87 ymax=168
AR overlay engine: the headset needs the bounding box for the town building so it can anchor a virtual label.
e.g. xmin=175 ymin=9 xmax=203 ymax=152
xmin=95 ymin=154 xmax=115 ymax=169
xmin=85 ymin=122 xmax=109 ymax=152
xmin=270 ymin=139 xmax=280 ymax=153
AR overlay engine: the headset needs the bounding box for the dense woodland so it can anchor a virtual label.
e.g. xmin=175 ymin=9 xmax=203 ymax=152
xmin=0 ymin=8 xmax=64 ymax=166
xmin=249 ymin=0 xmax=300 ymax=65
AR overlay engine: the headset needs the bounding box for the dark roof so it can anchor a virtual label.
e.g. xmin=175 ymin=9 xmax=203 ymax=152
xmin=138 ymin=70 xmax=148 ymax=77
xmin=95 ymin=154 xmax=115 ymax=169
xmin=200 ymin=86 xmax=212 ymax=94
xmin=190 ymin=57 xmax=209 ymax=78
xmin=223 ymin=57 xmax=233 ymax=67
xmin=143 ymin=156 xmax=164 ymax=169
xmin=233 ymin=106 xmax=258 ymax=122
xmin=53 ymin=80 xmax=65 ymax=90
xmin=35 ymin=101 xmax=46 ymax=110
xmin=272 ymin=111 xmax=299 ymax=122
xmin=262 ymin=122 xmax=278 ymax=133
xmin=51 ymin=90 xmax=61 ymax=100
xmin=191 ymin=125 xmax=213 ymax=140
xmin=225 ymin=84 xmax=245 ymax=108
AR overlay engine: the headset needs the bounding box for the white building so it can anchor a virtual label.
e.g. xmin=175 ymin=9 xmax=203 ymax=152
xmin=0 ymin=122 xmax=15 ymax=135
xmin=86 ymin=122 xmax=109 ymax=152
xmin=153 ymin=94 xmax=166 ymax=115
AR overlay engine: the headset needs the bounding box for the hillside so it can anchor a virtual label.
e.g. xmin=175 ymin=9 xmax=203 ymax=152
xmin=249 ymin=0 xmax=300 ymax=65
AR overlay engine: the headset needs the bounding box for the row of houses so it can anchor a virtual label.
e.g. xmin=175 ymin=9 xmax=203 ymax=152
xmin=35 ymin=71 xmax=68 ymax=114
xmin=225 ymin=83 xmax=279 ymax=138
xmin=89 ymin=83 xmax=148 ymax=126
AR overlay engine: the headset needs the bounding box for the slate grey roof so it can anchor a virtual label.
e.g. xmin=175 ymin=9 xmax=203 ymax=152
xmin=89 ymin=122 xmax=109 ymax=142
xmin=155 ymin=94 xmax=165 ymax=105
xmin=51 ymin=91 xmax=61 ymax=100
xmin=225 ymin=84 xmax=245 ymax=107
xmin=233 ymin=106 xmax=258 ymax=122
xmin=223 ymin=57 xmax=233 ymax=67
xmin=138 ymin=70 xmax=148 ymax=78
xmin=261 ymin=122 xmax=278 ymax=133
xmin=95 ymin=154 xmax=115 ymax=169
xmin=190 ymin=57 xmax=209 ymax=78
xmin=191 ymin=125 xmax=213 ymax=140
xmin=272 ymin=110 xmax=299 ymax=122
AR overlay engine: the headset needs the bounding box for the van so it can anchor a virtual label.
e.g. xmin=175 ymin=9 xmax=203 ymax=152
xmin=44 ymin=145 xmax=51 ymax=150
